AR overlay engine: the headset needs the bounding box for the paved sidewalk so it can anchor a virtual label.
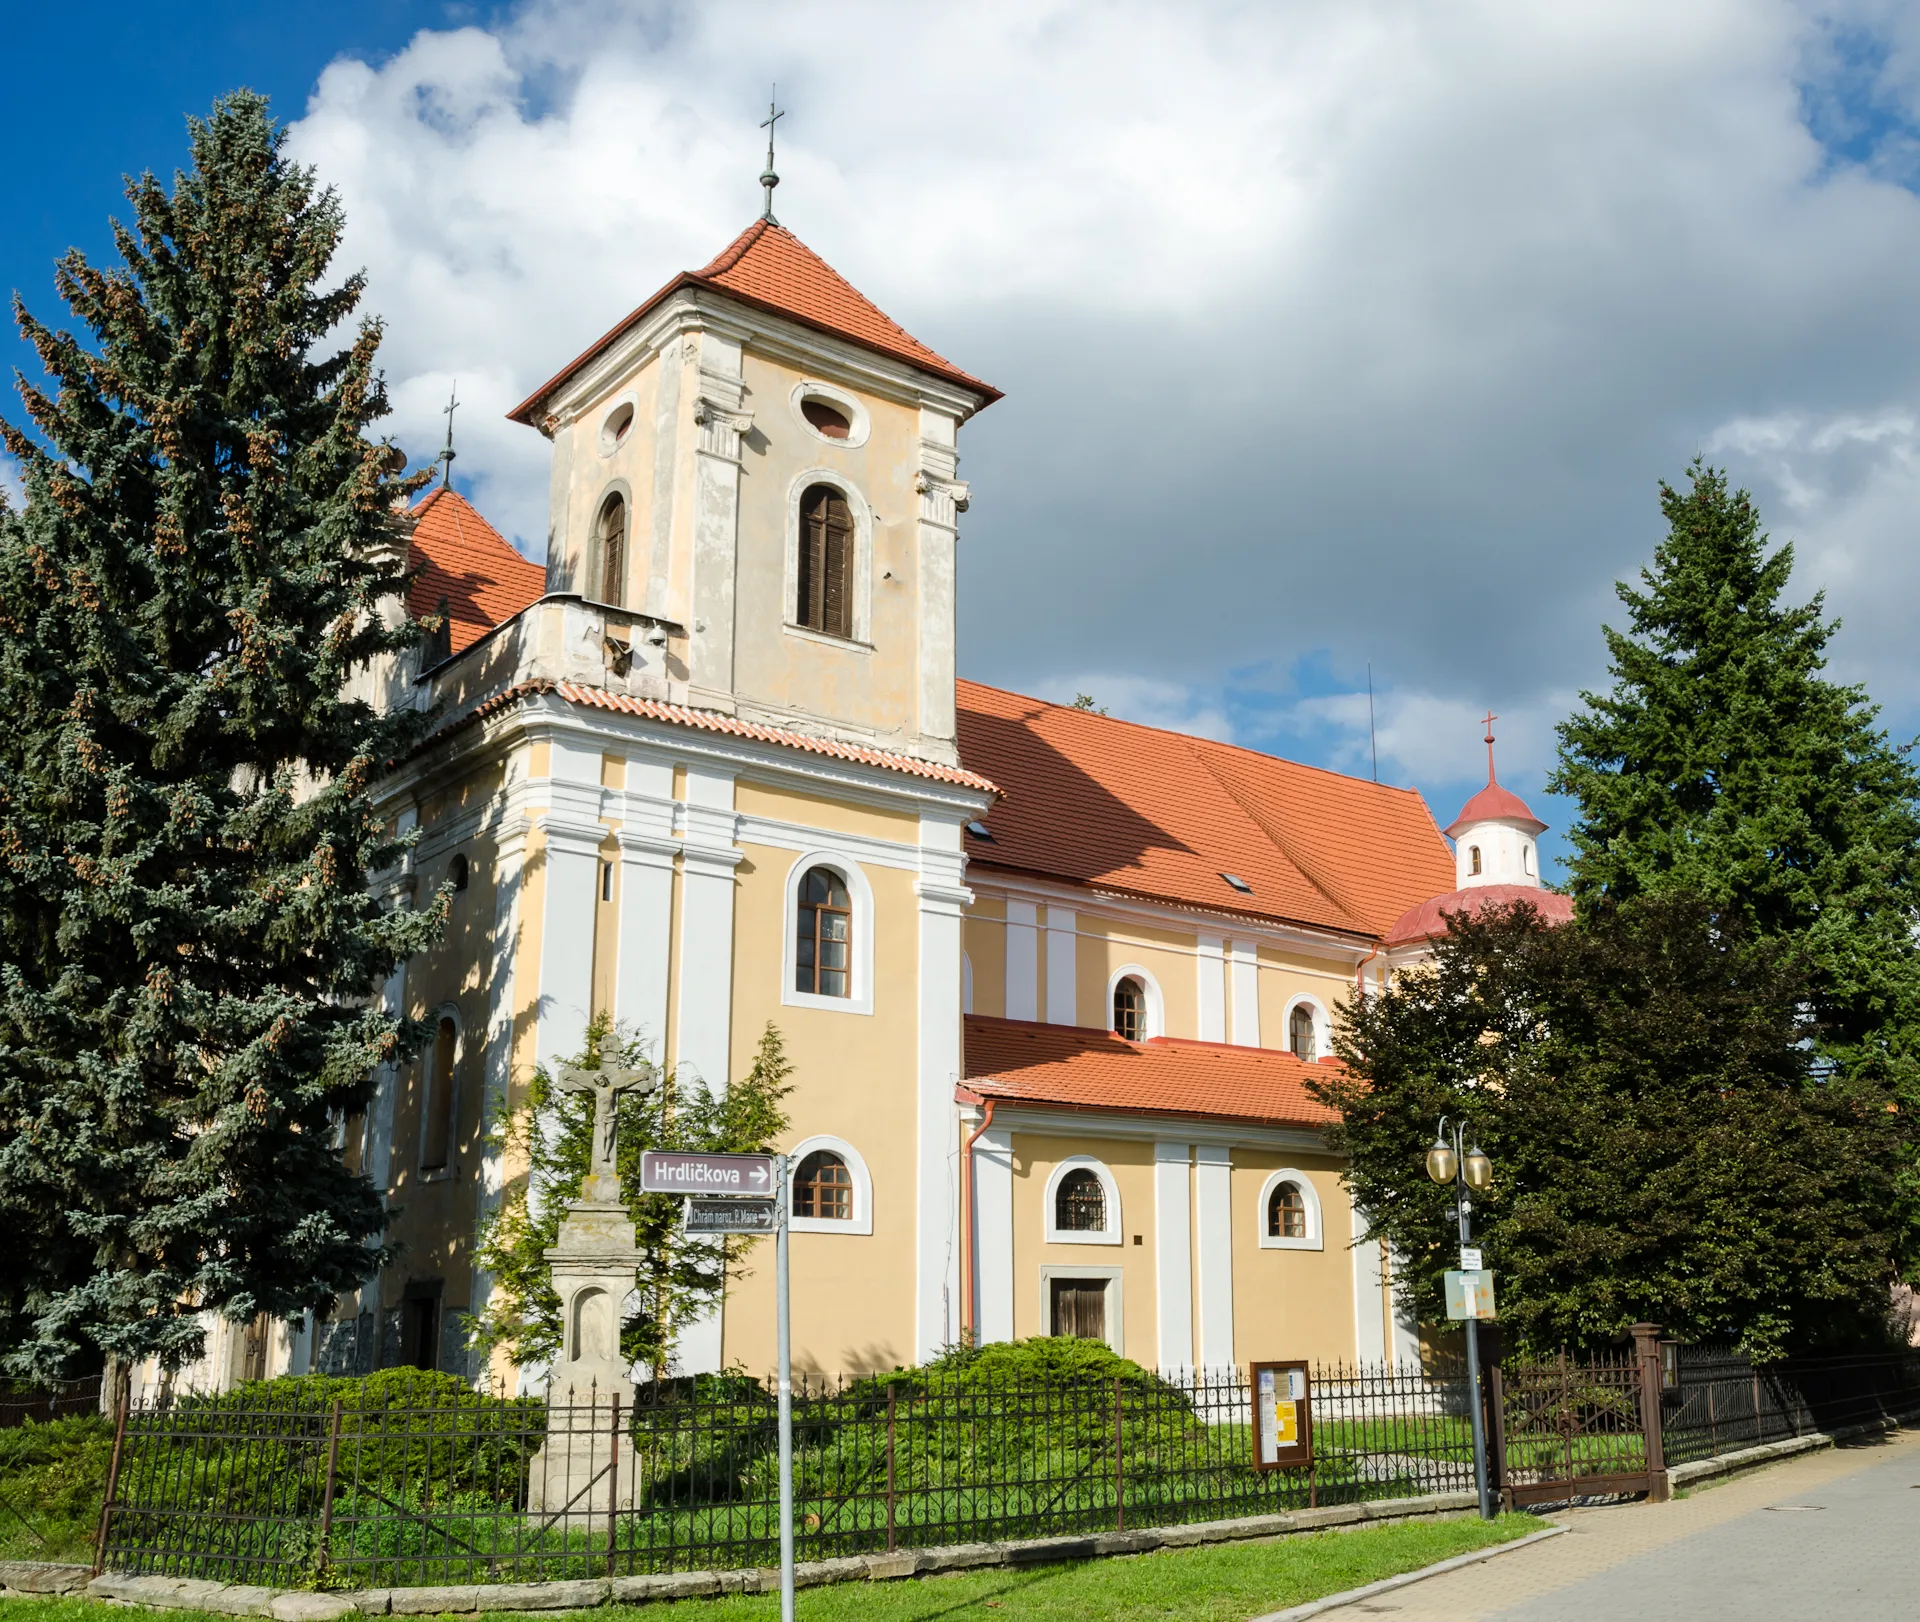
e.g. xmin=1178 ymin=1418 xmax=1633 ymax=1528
xmin=1309 ymin=1426 xmax=1920 ymax=1620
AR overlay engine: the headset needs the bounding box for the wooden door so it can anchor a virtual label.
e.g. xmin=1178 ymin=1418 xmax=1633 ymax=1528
xmin=1050 ymin=1278 xmax=1108 ymax=1341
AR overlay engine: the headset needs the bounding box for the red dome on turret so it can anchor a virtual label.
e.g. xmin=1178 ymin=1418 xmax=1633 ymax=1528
xmin=1445 ymin=779 xmax=1546 ymax=839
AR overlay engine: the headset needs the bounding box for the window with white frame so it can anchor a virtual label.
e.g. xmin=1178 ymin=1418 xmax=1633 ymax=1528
xmin=783 ymin=854 xmax=875 ymax=1016
xmin=1106 ymin=965 xmax=1163 ymax=1042
xmin=1257 ymin=1168 xmax=1323 ymax=1251
xmin=786 ymin=1135 xmax=873 ymax=1234
xmin=1043 ymin=1157 xmax=1122 ymax=1245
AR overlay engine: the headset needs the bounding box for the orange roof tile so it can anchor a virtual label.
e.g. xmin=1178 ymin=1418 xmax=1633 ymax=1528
xmin=406 ymin=488 xmax=546 ymax=655
xmin=423 ymin=678 xmax=999 ymax=794
xmin=954 ymin=682 xmax=1456 ymax=940
xmin=963 ymin=1016 xmax=1340 ymax=1129
xmin=508 ymin=220 xmax=999 ymax=425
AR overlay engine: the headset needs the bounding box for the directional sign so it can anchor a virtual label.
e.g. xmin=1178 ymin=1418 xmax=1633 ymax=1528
xmin=640 ymin=1150 xmax=778 ymax=1198
xmin=685 ymin=1199 xmax=777 ymax=1235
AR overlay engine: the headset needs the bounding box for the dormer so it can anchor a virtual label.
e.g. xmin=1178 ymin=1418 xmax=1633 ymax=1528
xmin=506 ymin=221 xmax=999 ymax=767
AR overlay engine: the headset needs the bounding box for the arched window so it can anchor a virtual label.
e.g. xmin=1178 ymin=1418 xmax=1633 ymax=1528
xmin=1112 ymin=976 xmax=1145 ymax=1041
xmin=1267 ymin=1181 xmax=1308 ymax=1240
xmin=1469 ymin=845 xmax=1483 ymax=876
xmin=597 ymin=495 xmax=627 ymax=608
xmin=794 ymin=866 xmax=852 ymax=997
xmin=421 ymin=1015 xmax=456 ymax=1173
xmin=793 ymin=1150 xmax=854 ymax=1220
xmin=449 ymin=852 xmax=469 ymax=893
xmin=1523 ymin=843 xmax=1533 ymax=875
xmin=796 ymin=484 xmax=853 ymax=638
xmin=1289 ymin=1004 xmax=1317 ymax=1062
xmin=1055 ymin=1168 xmax=1107 ymax=1232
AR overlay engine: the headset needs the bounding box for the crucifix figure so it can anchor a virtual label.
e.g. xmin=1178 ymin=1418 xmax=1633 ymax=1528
xmin=553 ymin=1061 xmax=658 ymax=1188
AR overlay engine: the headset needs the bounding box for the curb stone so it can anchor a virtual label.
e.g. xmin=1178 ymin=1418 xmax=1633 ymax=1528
xmin=1665 ymin=1410 xmax=1919 ymax=1494
xmin=54 ymin=1489 xmax=1477 ymax=1614
xmin=0 ymin=1562 xmax=91 ymax=1595
xmin=1245 ymin=1525 xmax=1568 ymax=1622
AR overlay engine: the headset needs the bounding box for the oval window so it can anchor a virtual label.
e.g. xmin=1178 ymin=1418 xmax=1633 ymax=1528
xmin=600 ymin=402 xmax=635 ymax=454
xmin=801 ymin=398 xmax=851 ymax=440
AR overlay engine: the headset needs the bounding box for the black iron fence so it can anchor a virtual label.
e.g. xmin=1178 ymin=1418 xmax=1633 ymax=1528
xmin=1 ymin=1377 xmax=102 ymax=1430
xmin=1662 ymin=1347 xmax=1920 ymax=1465
xmin=98 ymin=1361 xmax=1477 ymax=1588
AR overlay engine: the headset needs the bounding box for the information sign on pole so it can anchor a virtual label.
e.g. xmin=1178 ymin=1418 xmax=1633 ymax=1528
xmin=684 ymin=1199 xmax=777 ymax=1235
xmin=1248 ymin=1360 xmax=1313 ymax=1469
xmin=1445 ymin=1269 xmax=1497 ymax=1321
xmin=639 ymin=1150 xmax=777 ymax=1198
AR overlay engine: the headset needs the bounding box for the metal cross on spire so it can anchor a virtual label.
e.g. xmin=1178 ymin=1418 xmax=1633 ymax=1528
xmin=759 ymin=89 xmax=784 ymax=224
xmin=439 ymin=383 xmax=460 ymax=490
xmin=1482 ymin=711 xmax=1499 ymax=781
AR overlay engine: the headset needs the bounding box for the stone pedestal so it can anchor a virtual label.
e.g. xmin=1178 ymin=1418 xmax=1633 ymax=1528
xmin=528 ymin=1184 xmax=641 ymax=1527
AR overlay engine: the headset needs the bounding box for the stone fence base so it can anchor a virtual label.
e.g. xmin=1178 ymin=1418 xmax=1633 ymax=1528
xmin=4 ymin=1491 xmax=1478 ymax=1616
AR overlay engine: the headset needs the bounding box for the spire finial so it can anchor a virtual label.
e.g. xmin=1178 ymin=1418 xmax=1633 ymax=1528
xmin=1482 ymin=710 xmax=1499 ymax=782
xmin=759 ymin=89 xmax=784 ymax=224
xmin=439 ymin=382 xmax=460 ymax=491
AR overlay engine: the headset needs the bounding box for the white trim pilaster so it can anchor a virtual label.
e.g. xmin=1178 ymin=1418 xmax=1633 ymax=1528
xmin=1353 ymin=1205 xmax=1387 ymax=1364
xmin=1196 ymin=934 xmax=1226 ymax=1043
xmin=916 ymin=814 xmax=972 ymax=1359
xmin=1045 ymin=906 xmax=1076 ymax=1025
xmin=1154 ymin=1141 xmax=1194 ymax=1370
xmin=1006 ymin=899 xmax=1038 ymax=1022
xmin=1229 ymin=940 xmax=1259 ymax=1047
xmin=673 ymin=762 xmax=741 ymax=1096
xmin=1195 ymin=1145 xmax=1235 ymax=1370
xmin=974 ymin=1124 xmax=1014 ymax=1344
xmin=534 ymin=734 xmax=605 ymax=1069
xmin=613 ymin=753 xmax=676 ymax=1058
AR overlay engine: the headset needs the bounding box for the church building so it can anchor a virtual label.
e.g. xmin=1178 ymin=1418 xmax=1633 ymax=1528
xmin=135 ymin=204 xmax=1569 ymax=1394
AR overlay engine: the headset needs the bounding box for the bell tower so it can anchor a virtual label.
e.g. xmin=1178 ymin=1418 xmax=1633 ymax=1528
xmin=507 ymin=216 xmax=999 ymax=768
xmin=1445 ymin=715 xmax=1548 ymax=888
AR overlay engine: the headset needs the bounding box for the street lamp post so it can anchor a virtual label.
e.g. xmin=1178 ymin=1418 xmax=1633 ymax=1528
xmin=1426 ymin=1116 xmax=1496 ymax=1521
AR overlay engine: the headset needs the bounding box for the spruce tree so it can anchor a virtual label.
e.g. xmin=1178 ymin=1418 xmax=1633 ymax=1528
xmin=1320 ymin=898 xmax=1915 ymax=1355
xmin=1552 ymin=461 xmax=1920 ymax=1102
xmin=0 ymin=94 xmax=440 ymax=1376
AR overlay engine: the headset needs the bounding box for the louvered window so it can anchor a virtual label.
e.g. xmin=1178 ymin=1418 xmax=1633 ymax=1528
xmin=598 ymin=495 xmax=627 ymax=608
xmin=796 ymin=484 xmax=853 ymax=638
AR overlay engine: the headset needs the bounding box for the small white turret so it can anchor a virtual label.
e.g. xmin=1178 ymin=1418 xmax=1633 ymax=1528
xmin=1444 ymin=714 xmax=1546 ymax=890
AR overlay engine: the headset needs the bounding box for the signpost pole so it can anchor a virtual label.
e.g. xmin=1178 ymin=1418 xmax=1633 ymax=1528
xmin=775 ymin=1153 xmax=794 ymax=1622
xmin=1453 ymin=1133 xmax=1494 ymax=1522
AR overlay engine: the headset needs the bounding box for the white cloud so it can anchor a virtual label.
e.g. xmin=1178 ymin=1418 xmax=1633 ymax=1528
xmin=282 ymin=0 xmax=1920 ymax=762
xmin=1026 ymin=673 xmax=1237 ymax=744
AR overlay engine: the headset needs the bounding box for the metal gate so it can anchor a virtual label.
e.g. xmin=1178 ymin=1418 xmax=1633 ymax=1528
xmin=1490 ymin=1327 xmax=1667 ymax=1506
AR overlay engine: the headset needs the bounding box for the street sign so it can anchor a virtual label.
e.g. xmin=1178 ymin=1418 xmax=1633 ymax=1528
xmin=685 ymin=1198 xmax=777 ymax=1234
xmin=1445 ymin=1269 xmax=1497 ymax=1321
xmin=1459 ymin=1247 xmax=1483 ymax=1271
xmin=640 ymin=1150 xmax=778 ymax=1198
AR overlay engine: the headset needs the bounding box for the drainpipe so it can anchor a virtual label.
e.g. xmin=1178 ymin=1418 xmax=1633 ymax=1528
xmin=1355 ymin=944 xmax=1381 ymax=1002
xmin=959 ymin=1095 xmax=997 ymax=1347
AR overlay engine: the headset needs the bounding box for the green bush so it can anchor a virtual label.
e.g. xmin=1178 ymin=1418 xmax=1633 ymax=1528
xmin=0 ymin=1414 xmax=111 ymax=1561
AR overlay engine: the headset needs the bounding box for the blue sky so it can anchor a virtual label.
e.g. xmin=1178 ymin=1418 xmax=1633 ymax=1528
xmin=9 ymin=2 xmax=1920 ymax=886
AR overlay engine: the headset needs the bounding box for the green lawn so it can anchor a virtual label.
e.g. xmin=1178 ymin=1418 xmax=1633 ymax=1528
xmin=0 ymin=1514 xmax=1543 ymax=1622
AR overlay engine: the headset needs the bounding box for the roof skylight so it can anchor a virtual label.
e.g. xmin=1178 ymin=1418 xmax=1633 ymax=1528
xmin=1221 ymin=873 xmax=1254 ymax=894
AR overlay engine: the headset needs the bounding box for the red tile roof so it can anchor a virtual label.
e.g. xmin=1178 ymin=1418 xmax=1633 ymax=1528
xmin=407 ymin=488 xmax=546 ymax=654
xmin=509 ymin=220 xmax=998 ymax=425
xmin=954 ymin=682 xmax=1456 ymax=941
xmin=962 ymin=1016 xmax=1340 ymax=1129
xmin=1445 ymin=776 xmax=1547 ymax=837
xmin=423 ymin=678 xmax=999 ymax=794
xmin=1385 ymin=884 xmax=1575 ymax=948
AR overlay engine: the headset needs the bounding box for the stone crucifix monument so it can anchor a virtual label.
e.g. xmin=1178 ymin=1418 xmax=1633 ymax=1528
xmin=528 ymin=1060 xmax=657 ymax=1525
